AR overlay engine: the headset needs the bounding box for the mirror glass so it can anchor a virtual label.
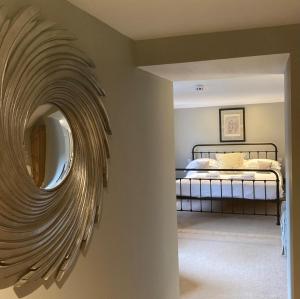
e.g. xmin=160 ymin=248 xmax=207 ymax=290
xmin=24 ymin=104 xmax=74 ymax=190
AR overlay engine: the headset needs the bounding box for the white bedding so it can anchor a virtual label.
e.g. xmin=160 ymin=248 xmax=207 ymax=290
xmin=176 ymin=171 xmax=283 ymax=200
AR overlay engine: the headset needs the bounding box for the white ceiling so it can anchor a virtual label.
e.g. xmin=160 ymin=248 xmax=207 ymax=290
xmin=67 ymin=0 xmax=300 ymax=40
xmin=140 ymin=54 xmax=288 ymax=109
xmin=140 ymin=54 xmax=289 ymax=81
xmin=174 ymin=75 xmax=284 ymax=109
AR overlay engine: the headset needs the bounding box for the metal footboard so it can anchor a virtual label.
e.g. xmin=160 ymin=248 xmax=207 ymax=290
xmin=176 ymin=168 xmax=282 ymax=225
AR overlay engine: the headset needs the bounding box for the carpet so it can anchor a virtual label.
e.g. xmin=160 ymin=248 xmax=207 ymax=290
xmin=178 ymin=212 xmax=287 ymax=299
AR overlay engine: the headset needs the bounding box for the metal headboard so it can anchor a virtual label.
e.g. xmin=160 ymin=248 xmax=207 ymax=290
xmin=192 ymin=143 xmax=278 ymax=161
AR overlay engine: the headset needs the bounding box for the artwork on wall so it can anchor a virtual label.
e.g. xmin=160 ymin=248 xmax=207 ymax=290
xmin=219 ymin=108 xmax=245 ymax=142
xmin=0 ymin=6 xmax=111 ymax=292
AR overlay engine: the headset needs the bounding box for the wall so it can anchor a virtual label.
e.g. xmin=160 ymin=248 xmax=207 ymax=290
xmin=174 ymin=103 xmax=285 ymax=167
xmin=285 ymin=58 xmax=293 ymax=299
xmin=289 ymin=52 xmax=300 ymax=299
xmin=0 ymin=1 xmax=179 ymax=299
xmin=134 ymin=24 xmax=300 ymax=66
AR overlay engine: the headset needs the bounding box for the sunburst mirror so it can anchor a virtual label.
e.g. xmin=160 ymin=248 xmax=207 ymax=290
xmin=0 ymin=6 xmax=111 ymax=290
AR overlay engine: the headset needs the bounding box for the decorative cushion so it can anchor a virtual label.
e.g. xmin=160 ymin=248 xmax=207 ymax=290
xmin=215 ymin=153 xmax=245 ymax=169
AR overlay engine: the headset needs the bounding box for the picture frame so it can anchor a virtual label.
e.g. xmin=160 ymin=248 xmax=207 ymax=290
xmin=219 ymin=107 xmax=245 ymax=142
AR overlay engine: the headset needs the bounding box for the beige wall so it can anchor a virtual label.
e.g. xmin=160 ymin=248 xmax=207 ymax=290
xmin=134 ymin=24 xmax=300 ymax=66
xmin=174 ymin=103 xmax=285 ymax=167
xmin=285 ymin=58 xmax=293 ymax=299
xmin=0 ymin=1 xmax=179 ymax=299
xmin=289 ymin=52 xmax=300 ymax=299
xmin=134 ymin=25 xmax=300 ymax=299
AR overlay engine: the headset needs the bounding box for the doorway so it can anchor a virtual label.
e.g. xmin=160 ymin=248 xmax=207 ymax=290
xmin=141 ymin=53 xmax=290 ymax=299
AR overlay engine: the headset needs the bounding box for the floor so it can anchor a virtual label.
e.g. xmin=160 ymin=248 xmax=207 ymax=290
xmin=178 ymin=212 xmax=287 ymax=299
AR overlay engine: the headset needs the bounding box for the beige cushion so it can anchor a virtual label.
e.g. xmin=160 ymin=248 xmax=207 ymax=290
xmin=215 ymin=153 xmax=245 ymax=169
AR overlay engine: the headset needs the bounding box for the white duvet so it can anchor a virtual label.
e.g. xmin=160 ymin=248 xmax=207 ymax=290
xmin=176 ymin=171 xmax=283 ymax=200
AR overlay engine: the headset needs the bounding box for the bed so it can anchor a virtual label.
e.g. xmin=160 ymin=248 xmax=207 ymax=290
xmin=176 ymin=143 xmax=285 ymax=225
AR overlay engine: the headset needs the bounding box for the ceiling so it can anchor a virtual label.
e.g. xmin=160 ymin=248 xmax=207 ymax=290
xmin=140 ymin=54 xmax=288 ymax=81
xmin=67 ymin=0 xmax=300 ymax=40
xmin=174 ymin=75 xmax=284 ymax=109
xmin=140 ymin=54 xmax=288 ymax=109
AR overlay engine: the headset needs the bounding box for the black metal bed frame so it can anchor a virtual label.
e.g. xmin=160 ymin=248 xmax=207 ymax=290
xmin=192 ymin=142 xmax=278 ymax=160
xmin=176 ymin=143 xmax=283 ymax=225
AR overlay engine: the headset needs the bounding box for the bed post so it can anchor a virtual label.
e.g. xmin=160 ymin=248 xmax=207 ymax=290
xmin=276 ymin=197 xmax=280 ymax=225
xmin=192 ymin=145 xmax=197 ymax=160
xmin=275 ymin=170 xmax=280 ymax=225
xmin=272 ymin=143 xmax=278 ymax=161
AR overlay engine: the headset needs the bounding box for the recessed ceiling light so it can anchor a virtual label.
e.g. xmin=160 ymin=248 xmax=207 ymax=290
xmin=195 ymin=84 xmax=204 ymax=91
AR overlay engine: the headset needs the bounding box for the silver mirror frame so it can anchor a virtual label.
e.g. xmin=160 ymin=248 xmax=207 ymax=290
xmin=0 ymin=6 xmax=111 ymax=289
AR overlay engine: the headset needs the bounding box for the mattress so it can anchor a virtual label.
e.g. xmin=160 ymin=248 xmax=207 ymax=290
xmin=176 ymin=171 xmax=283 ymax=200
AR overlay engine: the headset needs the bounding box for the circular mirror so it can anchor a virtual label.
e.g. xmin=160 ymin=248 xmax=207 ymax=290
xmin=24 ymin=104 xmax=74 ymax=190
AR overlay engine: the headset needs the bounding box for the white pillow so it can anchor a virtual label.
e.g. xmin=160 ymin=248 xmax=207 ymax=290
xmin=243 ymin=159 xmax=259 ymax=169
xmin=270 ymin=160 xmax=281 ymax=170
xmin=209 ymin=159 xmax=220 ymax=169
xmin=244 ymin=159 xmax=281 ymax=170
xmin=186 ymin=158 xmax=210 ymax=169
xmin=258 ymin=160 xmax=273 ymax=169
xmin=215 ymin=153 xmax=245 ymax=169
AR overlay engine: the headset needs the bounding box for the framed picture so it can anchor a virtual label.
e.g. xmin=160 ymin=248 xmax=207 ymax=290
xmin=219 ymin=108 xmax=245 ymax=142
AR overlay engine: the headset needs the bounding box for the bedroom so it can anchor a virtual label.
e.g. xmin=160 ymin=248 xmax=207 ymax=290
xmin=142 ymin=54 xmax=288 ymax=299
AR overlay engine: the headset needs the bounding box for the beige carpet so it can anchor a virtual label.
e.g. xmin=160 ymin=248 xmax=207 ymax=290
xmin=178 ymin=212 xmax=287 ymax=299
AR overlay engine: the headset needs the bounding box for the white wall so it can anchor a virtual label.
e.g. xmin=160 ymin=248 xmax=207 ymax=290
xmin=174 ymin=102 xmax=285 ymax=167
xmin=0 ymin=1 xmax=179 ymax=299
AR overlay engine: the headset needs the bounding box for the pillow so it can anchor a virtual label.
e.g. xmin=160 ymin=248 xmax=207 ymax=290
xmin=215 ymin=153 xmax=245 ymax=169
xmin=244 ymin=159 xmax=281 ymax=170
xmin=209 ymin=159 xmax=220 ymax=169
xmin=258 ymin=160 xmax=272 ymax=169
xmin=243 ymin=159 xmax=259 ymax=169
xmin=270 ymin=160 xmax=282 ymax=170
xmin=185 ymin=158 xmax=210 ymax=170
